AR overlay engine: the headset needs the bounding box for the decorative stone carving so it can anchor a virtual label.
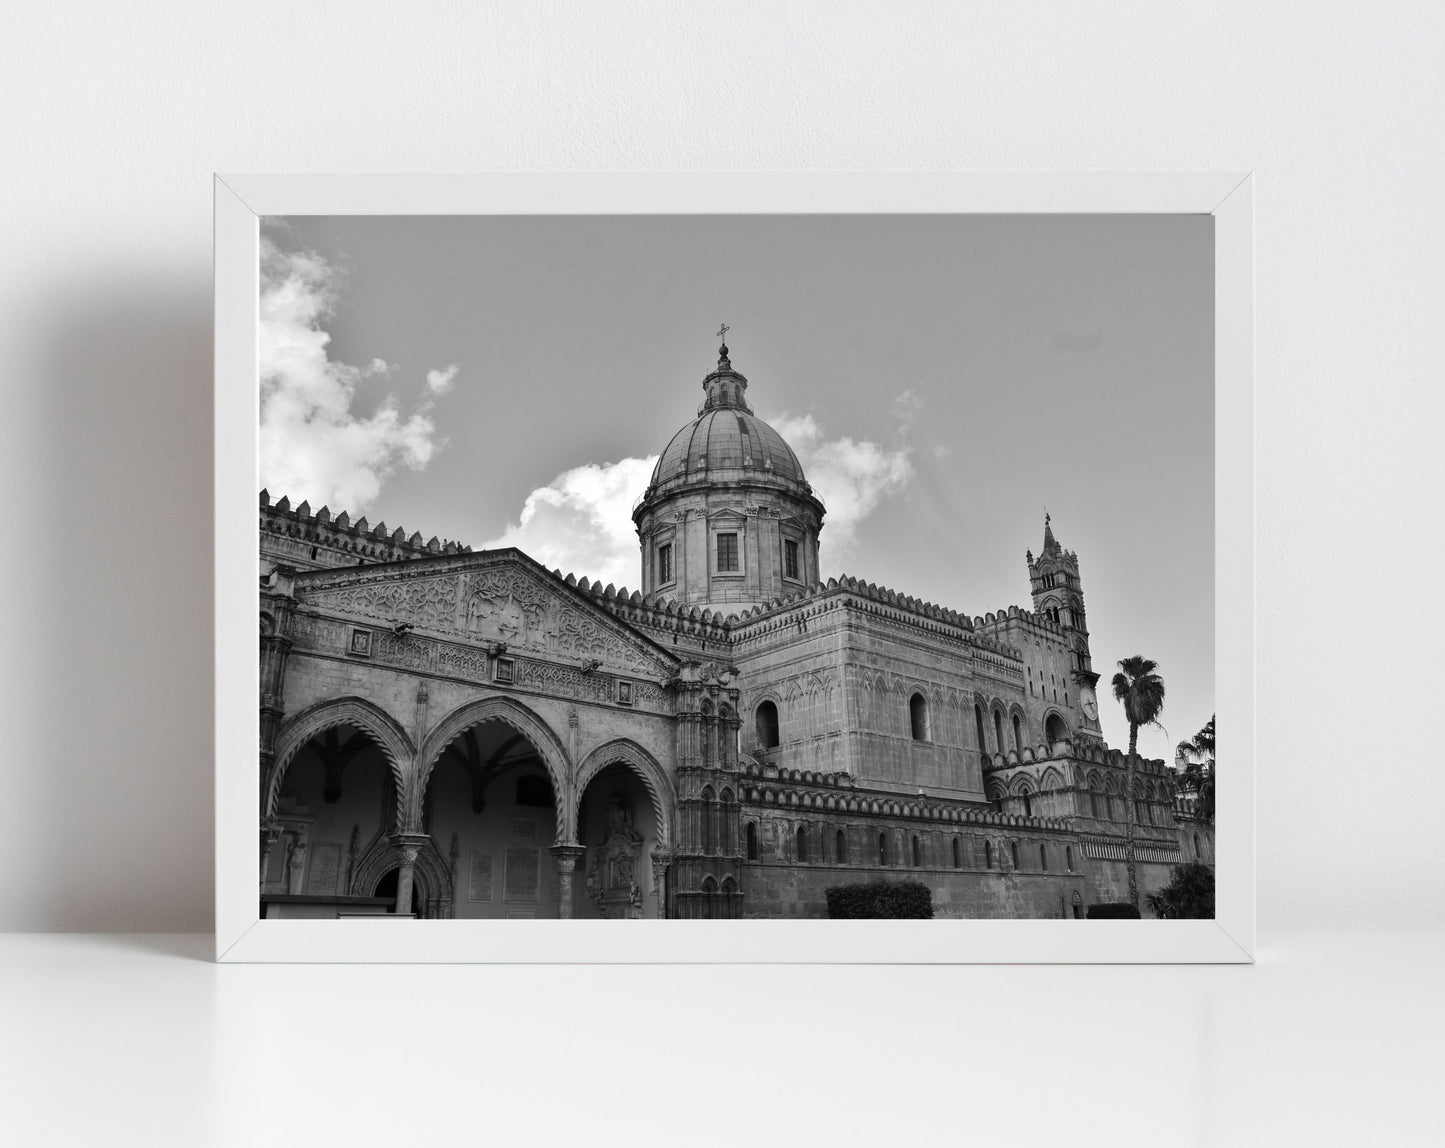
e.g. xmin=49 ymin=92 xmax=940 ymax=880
xmin=586 ymin=792 xmax=645 ymax=919
xmin=298 ymin=563 xmax=666 ymax=677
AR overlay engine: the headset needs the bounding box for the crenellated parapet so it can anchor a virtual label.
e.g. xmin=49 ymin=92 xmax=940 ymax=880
xmin=260 ymin=489 xmax=473 ymax=571
xmin=973 ymin=603 xmax=1070 ymax=643
xmin=737 ymin=758 xmax=1073 ymax=832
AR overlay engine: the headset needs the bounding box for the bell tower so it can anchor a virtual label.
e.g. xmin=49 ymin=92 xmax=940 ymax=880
xmin=1027 ymin=515 xmax=1102 ymax=731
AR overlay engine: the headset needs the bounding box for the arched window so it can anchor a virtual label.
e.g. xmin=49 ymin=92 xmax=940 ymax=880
xmin=755 ymin=700 xmax=780 ymax=750
xmin=1012 ymin=713 xmax=1022 ymax=752
xmin=1040 ymin=843 xmax=1049 ymax=870
xmin=975 ymin=704 xmax=988 ymax=757
xmin=745 ymin=821 xmax=758 ymax=860
xmin=1022 ymin=792 xmax=1033 ymax=818
xmin=1010 ymin=842 xmax=1020 ymax=870
xmin=994 ymin=709 xmax=1005 ymax=754
xmin=701 ymin=786 xmax=717 ymax=853
xmin=1193 ymin=832 xmax=1201 ymax=858
xmin=911 ymin=835 xmax=922 ymax=867
xmin=910 ymin=693 xmax=930 ymax=741
xmin=878 ymin=833 xmax=889 ymax=866
xmin=1045 ymin=713 xmax=1067 ymax=744
xmin=836 ymin=829 xmax=847 ymax=864
xmin=796 ymin=825 xmax=808 ymax=863
xmin=1066 ymin=845 xmax=1074 ymax=872
xmin=701 ymin=876 xmax=718 ymax=919
xmin=1090 ymin=790 xmax=1102 ymax=818
xmin=952 ymin=837 xmax=961 ymax=869
xmin=985 ymin=840 xmax=994 ymax=869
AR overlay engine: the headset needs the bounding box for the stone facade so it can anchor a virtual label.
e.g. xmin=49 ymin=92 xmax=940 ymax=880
xmin=259 ymin=343 xmax=1213 ymax=920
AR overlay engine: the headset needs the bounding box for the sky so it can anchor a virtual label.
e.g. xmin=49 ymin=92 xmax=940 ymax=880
xmin=259 ymin=213 xmax=1214 ymax=762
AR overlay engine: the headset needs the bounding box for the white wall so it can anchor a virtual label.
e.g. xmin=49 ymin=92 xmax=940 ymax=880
xmin=2 ymin=2 xmax=1439 ymax=932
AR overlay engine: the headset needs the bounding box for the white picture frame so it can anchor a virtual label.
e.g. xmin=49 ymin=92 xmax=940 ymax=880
xmin=216 ymin=172 xmax=1253 ymax=963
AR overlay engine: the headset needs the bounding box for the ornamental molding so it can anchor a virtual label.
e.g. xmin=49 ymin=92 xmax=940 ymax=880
xmin=292 ymin=552 xmax=677 ymax=679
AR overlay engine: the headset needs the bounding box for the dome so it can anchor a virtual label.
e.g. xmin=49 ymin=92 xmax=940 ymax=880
xmin=643 ymin=340 xmax=812 ymax=496
xmin=649 ymin=407 xmax=807 ymax=488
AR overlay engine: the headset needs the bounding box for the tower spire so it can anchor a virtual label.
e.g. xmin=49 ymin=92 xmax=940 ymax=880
xmin=1042 ymin=511 xmax=1059 ymax=555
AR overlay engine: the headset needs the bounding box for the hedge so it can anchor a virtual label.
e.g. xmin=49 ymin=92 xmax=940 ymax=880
xmin=1086 ymin=902 xmax=1142 ymax=919
xmin=825 ymin=880 xmax=934 ymax=919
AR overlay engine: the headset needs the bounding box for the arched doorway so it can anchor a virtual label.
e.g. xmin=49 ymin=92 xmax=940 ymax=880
xmin=424 ymin=717 xmax=562 ymax=920
xmin=373 ymin=867 xmax=422 ymax=917
xmin=1045 ymin=712 xmax=1069 ymax=745
xmin=263 ymin=721 xmax=398 ymax=916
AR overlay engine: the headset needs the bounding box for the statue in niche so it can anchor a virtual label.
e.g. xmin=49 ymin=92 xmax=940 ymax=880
xmin=586 ymin=791 xmax=644 ymax=919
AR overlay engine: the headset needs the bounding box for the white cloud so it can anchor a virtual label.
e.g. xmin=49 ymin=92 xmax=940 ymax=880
xmin=483 ymin=456 xmax=658 ymax=591
xmin=426 ymin=364 xmax=459 ymax=395
xmin=259 ymin=230 xmax=456 ymax=512
xmin=766 ymin=410 xmax=914 ymax=561
xmin=483 ymin=404 xmax=914 ymax=591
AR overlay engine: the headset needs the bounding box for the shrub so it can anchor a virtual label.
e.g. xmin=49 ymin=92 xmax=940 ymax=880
xmin=1086 ymin=902 xmax=1143 ymax=919
xmin=825 ymin=880 xmax=934 ymax=919
xmin=1146 ymin=861 xmax=1215 ymax=919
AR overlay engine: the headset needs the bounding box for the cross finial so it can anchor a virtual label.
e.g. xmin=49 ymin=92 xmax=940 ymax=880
xmin=716 ymin=323 xmax=729 ymax=343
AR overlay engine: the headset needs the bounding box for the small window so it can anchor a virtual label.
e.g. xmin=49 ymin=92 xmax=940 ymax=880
xmin=657 ymin=542 xmax=673 ymax=585
xmin=1010 ymin=842 xmax=1020 ymax=869
xmin=717 ymin=532 xmax=739 ymax=572
xmin=755 ymin=700 xmax=780 ymax=749
xmin=910 ymin=693 xmax=930 ymax=741
xmin=1193 ymin=832 xmax=1201 ymax=858
xmin=878 ymin=833 xmax=889 ymax=866
xmin=975 ymin=704 xmax=987 ymax=752
xmin=1022 ymin=792 xmax=1033 ymax=818
xmin=1012 ymin=714 xmax=1022 ymax=752
xmin=994 ymin=709 xmax=1005 ymax=753
xmin=951 ymin=837 xmax=961 ymax=869
xmin=796 ymin=826 xmax=808 ymax=862
xmin=985 ymin=840 xmax=994 ymax=868
xmin=1066 ymin=845 xmax=1074 ymax=872
xmin=1040 ymin=843 xmax=1049 ymax=870
xmin=911 ymin=835 xmax=922 ymax=867
xmin=836 ymin=829 xmax=847 ymax=864
xmin=746 ymin=821 xmax=758 ymax=860
xmin=784 ymin=538 xmax=799 ymax=580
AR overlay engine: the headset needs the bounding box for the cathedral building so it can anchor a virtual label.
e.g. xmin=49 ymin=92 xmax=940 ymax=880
xmin=258 ymin=340 xmax=1211 ymax=920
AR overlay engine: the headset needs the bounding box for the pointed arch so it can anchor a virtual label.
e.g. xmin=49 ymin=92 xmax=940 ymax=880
xmin=351 ymin=834 xmax=454 ymax=914
xmin=417 ymin=695 xmax=572 ymax=840
xmin=573 ymin=737 xmax=677 ymax=851
xmin=268 ymin=696 xmax=414 ymax=823
xmin=1039 ymin=767 xmax=1067 ymax=792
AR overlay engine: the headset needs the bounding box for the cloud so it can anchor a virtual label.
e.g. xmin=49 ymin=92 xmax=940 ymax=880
xmin=258 ymin=228 xmax=456 ymax=512
xmin=483 ymin=456 xmax=658 ymax=591
xmin=484 ymin=402 xmax=915 ymax=591
xmin=426 ymin=364 xmax=459 ymax=395
xmin=766 ymin=410 xmax=914 ymax=561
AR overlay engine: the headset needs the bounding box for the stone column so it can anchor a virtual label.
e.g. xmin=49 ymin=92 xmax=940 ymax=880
xmin=551 ymin=845 xmax=586 ymax=919
xmin=394 ymin=844 xmax=420 ymax=916
xmin=259 ymin=820 xmax=282 ymax=886
xmin=651 ymin=850 xmax=672 ymax=920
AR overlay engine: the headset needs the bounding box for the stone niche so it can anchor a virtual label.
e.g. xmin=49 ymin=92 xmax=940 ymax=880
xmin=577 ymin=766 xmax=660 ymax=919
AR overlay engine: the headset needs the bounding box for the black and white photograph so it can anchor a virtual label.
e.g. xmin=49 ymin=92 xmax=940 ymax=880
xmin=257 ymin=212 xmax=1216 ymax=921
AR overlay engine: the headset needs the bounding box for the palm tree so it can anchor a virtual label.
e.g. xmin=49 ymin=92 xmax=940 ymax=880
xmin=1111 ymin=656 xmax=1167 ymax=912
xmin=1175 ymin=715 xmax=1215 ymax=825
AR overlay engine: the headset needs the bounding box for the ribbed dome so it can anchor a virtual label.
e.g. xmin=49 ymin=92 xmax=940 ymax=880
xmin=650 ymin=408 xmax=807 ymax=488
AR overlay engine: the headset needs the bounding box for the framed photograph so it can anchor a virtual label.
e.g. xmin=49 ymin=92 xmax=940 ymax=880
xmin=218 ymin=172 xmax=1253 ymax=962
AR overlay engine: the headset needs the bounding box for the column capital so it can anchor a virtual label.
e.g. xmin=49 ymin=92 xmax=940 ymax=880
xmin=550 ymin=844 xmax=586 ymax=871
